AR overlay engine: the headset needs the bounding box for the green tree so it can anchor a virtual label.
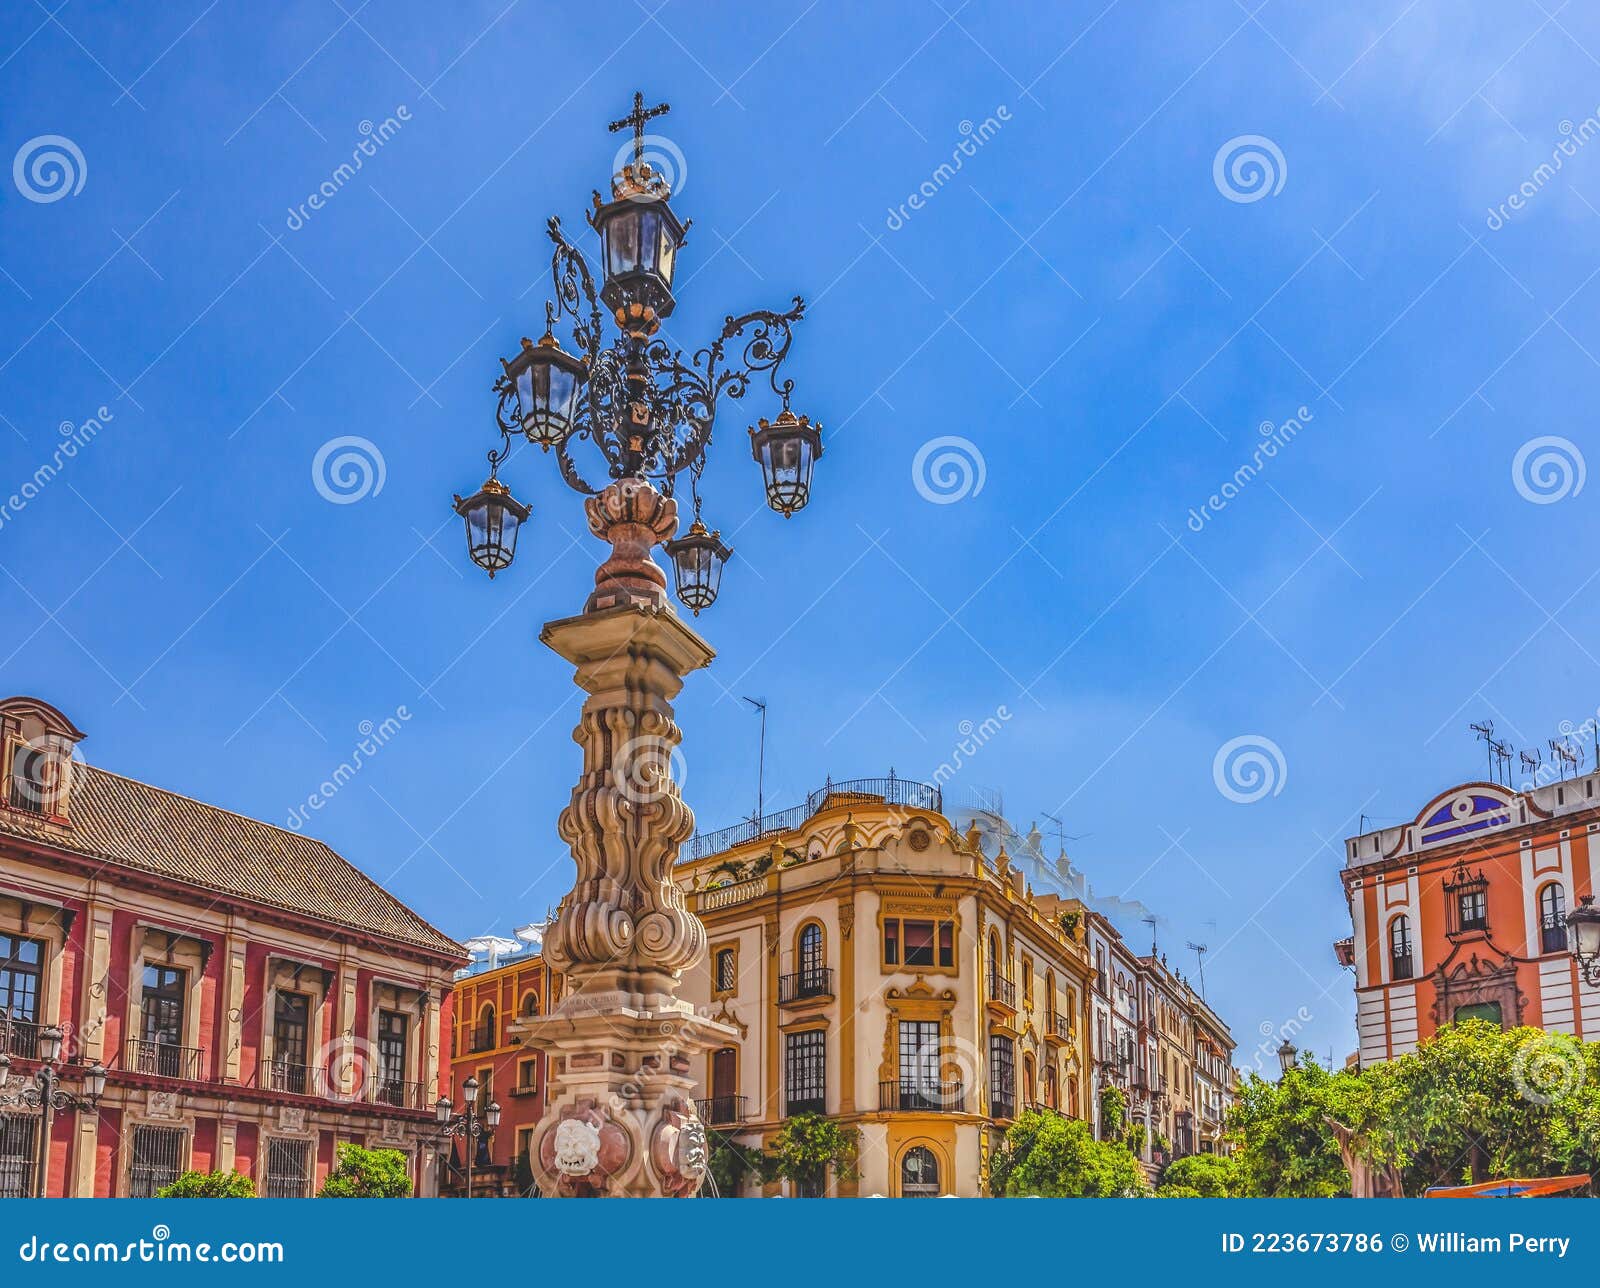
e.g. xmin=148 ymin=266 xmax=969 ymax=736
xmin=317 ymin=1144 xmax=413 ymax=1198
xmin=156 ymin=1169 xmax=255 ymax=1198
xmin=707 ymin=1128 xmax=763 ymax=1197
xmin=1157 ymin=1153 xmax=1236 ymax=1197
xmin=990 ymin=1110 xmax=1148 ymax=1197
xmin=1098 ymin=1084 xmax=1127 ymax=1141
xmin=1226 ymin=1056 xmax=1379 ymax=1197
xmin=762 ymin=1114 xmax=858 ymax=1196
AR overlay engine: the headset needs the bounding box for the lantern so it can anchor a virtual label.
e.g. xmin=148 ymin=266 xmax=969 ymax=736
xmin=1276 ymin=1039 xmax=1297 ymax=1076
xmin=503 ymin=327 xmax=585 ymax=450
xmin=589 ymin=168 xmax=686 ymax=320
xmin=486 ymin=1099 xmax=503 ymax=1132
xmin=38 ymin=1024 xmax=63 ymax=1064
xmin=453 ymin=476 xmax=531 ymax=578
xmin=749 ymin=409 xmax=822 ymax=517
xmin=1568 ymin=894 xmax=1600 ymax=985
xmin=664 ymin=519 xmax=732 ymax=615
xmin=435 ymin=1096 xmax=454 ymax=1125
xmin=85 ymin=1061 xmax=107 ymax=1102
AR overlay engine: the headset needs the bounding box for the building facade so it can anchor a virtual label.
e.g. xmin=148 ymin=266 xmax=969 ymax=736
xmin=442 ymin=943 xmax=556 ymax=1195
xmin=0 ymin=696 xmax=463 ymax=1197
xmin=1339 ymin=776 xmax=1600 ymax=1065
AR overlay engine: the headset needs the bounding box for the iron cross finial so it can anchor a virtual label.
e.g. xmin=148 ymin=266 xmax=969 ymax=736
xmin=608 ymin=91 xmax=671 ymax=168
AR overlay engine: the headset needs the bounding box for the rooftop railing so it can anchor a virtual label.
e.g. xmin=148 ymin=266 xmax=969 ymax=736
xmin=681 ymin=774 xmax=942 ymax=861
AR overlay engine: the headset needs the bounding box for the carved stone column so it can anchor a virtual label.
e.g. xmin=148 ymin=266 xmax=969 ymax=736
xmin=511 ymin=478 xmax=734 ymax=1197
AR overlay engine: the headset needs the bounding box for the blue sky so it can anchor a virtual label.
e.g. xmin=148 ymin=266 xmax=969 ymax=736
xmin=5 ymin=0 xmax=1600 ymax=1067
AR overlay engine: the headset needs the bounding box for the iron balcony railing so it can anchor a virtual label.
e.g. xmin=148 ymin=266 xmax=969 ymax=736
xmin=682 ymin=774 xmax=942 ymax=861
xmin=1391 ymin=950 xmax=1415 ymax=981
xmin=987 ymin=975 xmax=1016 ymax=1008
xmin=1542 ymin=912 xmax=1569 ymax=955
xmin=879 ymin=1080 xmax=964 ymax=1113
xmin=261 ymin=1057 xmax=327 ymax=1097
xmin=1048 ymin=1012 xmax=1072 ymax=1041
xmin=988 ymin=1089 xmax=1016 ymax=1120
xmin=0 ymin=1018 xmax=40 ymax=1060
xmin=371 ymin=1076 xmax=428 ymax=1110
xmin=778 ymin=968 xmax=834 ymax=1003
xmin=696 ymin=1095 xmax=747 ymax=1125
xmin=467 ymin=1022 xmax=497 ymax=1053
xmin=123 ymin=1039 xmax=205 ymax=1081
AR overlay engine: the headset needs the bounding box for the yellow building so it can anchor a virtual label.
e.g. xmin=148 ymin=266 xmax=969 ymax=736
xmin=675 ymin=776 xmax=1097 ymax=1197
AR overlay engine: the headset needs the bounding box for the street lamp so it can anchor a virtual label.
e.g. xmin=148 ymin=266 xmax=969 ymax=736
xmin=1277 ymin=1039 xmax=1298 ymax=1077
xmin=452 ymin=92 xmax=818 ymax=1198
xmin=434 ymin=1075 xmax=501 ymax=1199
xmin=1567 ymin=894 xmax=1600 ymax=985
xmin=0 ymin=1024 xmax=106 ymax=1197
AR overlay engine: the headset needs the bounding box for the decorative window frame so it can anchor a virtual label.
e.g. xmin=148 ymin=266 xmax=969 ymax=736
xmin=710 ymin=938 xmax=740 ymax=998
xmin=877 ymin=896 xmax=960 ymax=977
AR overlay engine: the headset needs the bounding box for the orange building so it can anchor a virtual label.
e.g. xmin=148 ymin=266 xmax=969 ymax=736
xmin=442 ymin=942 xmax=556 ymax=1195
xmin=1338 ymin=777 xmax=1597 ymax=1064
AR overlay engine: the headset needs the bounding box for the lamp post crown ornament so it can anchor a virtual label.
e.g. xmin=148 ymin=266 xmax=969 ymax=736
xmin=460 ymin=91 xmax=820 ymax=1197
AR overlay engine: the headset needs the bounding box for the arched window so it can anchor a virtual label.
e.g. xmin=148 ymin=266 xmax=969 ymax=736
xmin=1022 ymin=1052 xmax=1036 ymax=1106
xmin=799 ymin=923 xmax=824 ymax=977
xmin=1389 ymin=915 xmax=1413 ymax=981
xmin=473 ymin=1003 xmax=496 ymax=1052
xmin=1068 ymin=1074 xmax=1079 ymax=1118
xmin=520 ymin=991 xmax=539 ymax=1018
xmin=1541 ymin=884 xmax=1569 ymax=954
xmin=900 ymin=1146 xmax=940 ymax=1197
xmin=1044 ymin=1063 xmax=1058 ymax=1109
xmin=987 ymin=930 xmax=1007 ymax=1004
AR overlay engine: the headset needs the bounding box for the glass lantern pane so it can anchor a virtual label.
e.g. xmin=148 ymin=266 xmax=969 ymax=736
xmin=606 ymin=212 xmax=640 ymax=277
xmin=636 ymin=208 xmax=661 ymax=272
xmin=657 ymin=223 xmax=677 ymax=287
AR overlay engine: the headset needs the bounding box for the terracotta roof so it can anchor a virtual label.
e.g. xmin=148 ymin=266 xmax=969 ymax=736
xmin=0 ymin=765 xmax=462 ymax=959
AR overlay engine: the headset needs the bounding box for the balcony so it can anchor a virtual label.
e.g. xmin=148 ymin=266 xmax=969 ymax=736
xmin=987 ymin=1088 xmax=1016 ymax=1120
xmin=879 ymin=1080 xmax=964 ymax=1113
xmin=682 ymin=773 xmax=942 ymax=861
xmin=0 ymin=1018 xmax=40 ymax=1059
xmin=1390 ymin=950 xmax=1415 ymax=981
xmin=1542 ymin=912 xmax=1569 ymax=956
xmin=986 ymin=975 xmax=1016 ymax=1010
xmin=370 ymin=1077 xmax=428 ymax=1110
xmin=1046 ymin=1011 xmax=1072 ymax=1043
xmin=696 ymin=1094 xmax=747 ymax=1125
xmin=122 ymin=1039 xmax=205 ymax=1081
xmin=260 ymin=1057 xmax=328 ymax=1097
xmin=467 ymin=1022 xmax=497 ymax=1054
xmin=778 ymin=968 xmax=834 ymax=1004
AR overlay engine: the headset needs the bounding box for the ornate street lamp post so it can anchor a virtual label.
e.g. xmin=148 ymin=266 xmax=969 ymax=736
xmin=1567 ymin=894 xmax=1600 ymax=986
xmin=1276 ymin=1039 xmax=1298 ymax=1078
xmin=434 ymin=1076 xmax=501 ymax=1199
xmin=0 ymin=1025 xmax=107 ymax=1198
xmin=455 ymin=93 xmax=819 ymax=1197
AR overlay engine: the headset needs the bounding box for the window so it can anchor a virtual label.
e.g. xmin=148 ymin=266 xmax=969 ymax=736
xmin=520 ymin=991 xmax=540 ymax=1018
xmin=1021 ymin=956 xmax=1034 ymax=1009
xmin=0 ymin=1115 xmax=34 ymax=1199
xmin=1541 ymin=884 xmax=1568 ymax=954
xmin=7 ymin=744 xmax=52 ymax=815
xmin=263 ymin=1138 xmax=311 ymax=1198
xmin=1044 ymin=1064 xmax=1058 ymax=1109
xmin=270 ymin=992 xmax=311 ymax=1094
xmin=376 ymin=1010 xmax=408 ymax=1104
xmin=1454 ymin=1001 xmax=1504 ymax=1028
xmin=900 ymin=1145 xmax=940 ymax=1197
xmin=784 ymin=1030 xmax=826 ymax=1116
xmin=988 ymin=1034 xmax=1015 ymax=1118
xmin=1388 ymin=915 xmax=1414 ymax=981
xmin=516 ymin=1057 xmax=539 ymax=1092
xmin=897 ymin=1019 xmax=942 ymax=1108
xmin=471 ymin=1004 xmax=497 ymax=1053
xmin=138 ymin=965 xmax=187 ymax=1076
xmin=714 ymin=947 xmax=737 ymax=994
xmin=0 ymin=934 xmax=43 ymax=1057
xmin=799 ymin=923 xmax=824 ymax=976
xmin=882 ymin=917 xmax=954 ymax=969
xmin=1457 ymin=889 xmax=1487 ymax=932
xmin=711 ymin=1047 xmax=738 ymax=1100
xmin=128 ymin=1125 xmax=185 ymax=1197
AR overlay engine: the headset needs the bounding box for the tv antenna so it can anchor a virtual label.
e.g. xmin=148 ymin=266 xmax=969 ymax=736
xmin=1142 ymin=914 xmax=1158 ymax=956
xmin=1186 ymin=942 xmax=1209 ymax=1000
xmin=1470 ymin=720 xmax=1496 ymax=781
xmin=1040 ymin=810 xmax=1090 ymax=857
xmin=1490 ymin=737 xmax=1512 ymax=786
xmin=1550 ymin=738 xmax=1581 ymax=780
xmin=742 ymin=697 xmax=767 ymax=824
xmin=1521 ymin=748 xmax=1543 ymax=784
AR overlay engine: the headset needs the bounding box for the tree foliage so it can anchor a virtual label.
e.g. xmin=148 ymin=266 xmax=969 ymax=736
xmin=317 ymin=1144 xmax=413 ymax=1198
xmin=1098 ymin=1084 xmax=1127 ymax=1140
xmin=706 ymin=1128 xmax=764 ymax=1197
xmin=1227 ymin=1020 xmax=1600 ymax=1197
xmin=990 ymin=1110 xmax=1148 ymax=1197
xmin=157 ymin=1169 xmax=255 ymax=1198
xmin=762 ymin=1114 xmax=859 ymax=1196
xmin=1157 ymin=1152 xmax=1237 ymax=1197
